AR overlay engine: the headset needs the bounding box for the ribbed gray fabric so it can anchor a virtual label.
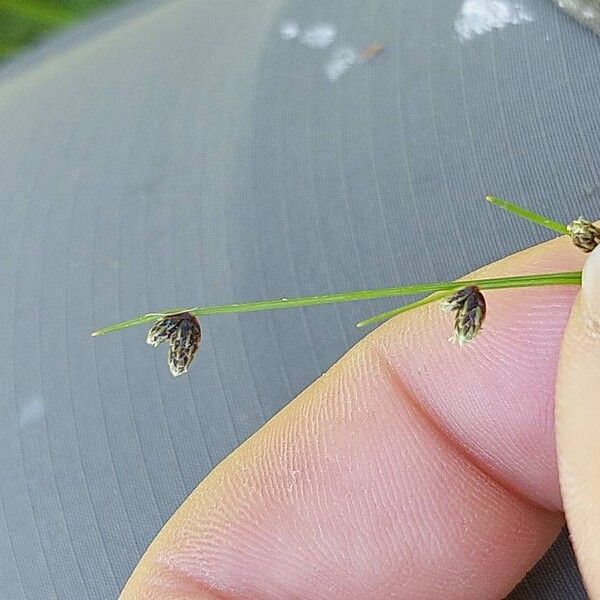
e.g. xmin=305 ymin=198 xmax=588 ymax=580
xmin=0 ymin=0 xmax=596 ymax=597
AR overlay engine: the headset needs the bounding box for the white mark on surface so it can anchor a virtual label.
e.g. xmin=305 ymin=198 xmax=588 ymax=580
xmin=325 ymin=46 xmax=358 ymax=81
xmin=556 ymin=0 xmax=597 ymax=17
xmin=454 ymin=0 xmax=534 ymax=41
xmin=19 ymin=395 xmax=45 ymax=427
xmin=280 ymin=21 xmax=300 ymax=40
xmin=301 ymin=23 xmax=337 ymax=48
xmin=581 ymin=6 xmax=598 ymax=19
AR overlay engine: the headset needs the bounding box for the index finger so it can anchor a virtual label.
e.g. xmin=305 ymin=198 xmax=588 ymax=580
xmin=122 ymin=235 xmax=584 ymax=599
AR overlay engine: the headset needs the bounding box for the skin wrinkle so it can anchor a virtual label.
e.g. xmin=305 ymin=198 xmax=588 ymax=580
xmin=151 ymin=565 xmax=233 ymax=600
xmin=370 ymin=346 xmax=556 ymax=597
xmin=125 ymin=338 xmax=560 ymax=599
xmin=372 ymin=236 xmax=587 ymax=512
xmin=374 ymin=347 xmax=551 ymax=516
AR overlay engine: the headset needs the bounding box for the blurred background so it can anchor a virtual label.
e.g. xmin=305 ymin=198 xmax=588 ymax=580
xmin=2 ymin=1 xmax=600 ymax=60
xmin=2 ymin=0 xmax=600 ymax=598
xmin=0 ymin=0 xmax=127 ymax=59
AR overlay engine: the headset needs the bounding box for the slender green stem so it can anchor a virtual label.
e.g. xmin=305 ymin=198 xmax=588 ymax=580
xmin=357 ymin=270 xmax=582 ymax=328
xmin=91 ymin=271 xmax=582 ymax=336
xmin=356 ymin=291 xmax=448 ymax=328
xmin=485 ymin=195 xmax=569 ymax=235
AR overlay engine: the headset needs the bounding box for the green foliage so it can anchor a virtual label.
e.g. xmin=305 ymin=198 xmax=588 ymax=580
xmin=0 ymin=0 xmax=125 ymax=58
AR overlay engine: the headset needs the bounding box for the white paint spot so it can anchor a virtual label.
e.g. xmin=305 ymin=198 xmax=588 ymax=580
xmin=301 ymin=23 xmax=337 ymax=48
xmin=280 ymin=21 xmax=300 ymax=40
xmin=581 ymin=6 xmax=598 ymax=19
xmin=556 ymin=0 xmax=585 ymax=10
xmin=325 ymin=46 xmax=358 ymax=81
xmin=454 ymin=0 xmax=533 ymax=41
xmin=19 ymin=396 xmax=45 ymax=427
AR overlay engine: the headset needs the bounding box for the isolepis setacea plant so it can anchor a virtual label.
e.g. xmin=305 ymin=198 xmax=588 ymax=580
xmin=92 ymin=196 xmax=599 ymax=376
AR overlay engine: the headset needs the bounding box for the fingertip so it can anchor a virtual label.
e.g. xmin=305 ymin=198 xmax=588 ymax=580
xmin=580 ymin=245 xmax=600 ymax=316
xmin=556 ymin=245 xmax=600 ymax=597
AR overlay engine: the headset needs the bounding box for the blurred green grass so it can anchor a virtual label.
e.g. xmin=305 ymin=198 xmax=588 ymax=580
xmin=0 ymin=0 xmax=126 ymax=59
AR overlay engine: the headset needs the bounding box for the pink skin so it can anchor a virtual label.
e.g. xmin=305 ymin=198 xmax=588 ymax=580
xmin=121 ymin=237 xmax=585 ymax=600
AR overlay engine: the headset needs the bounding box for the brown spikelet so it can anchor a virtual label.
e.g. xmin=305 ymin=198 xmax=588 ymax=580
xmin=146 ymin=312 xmax=201 ymax=376
xmin=441 ymin=286 xmax=486 ymax=346
xmin=567 ymin=218 xmax=600 ymax=253
xmin=167 ymin=313 xmax=201 ymax=377
xmin=146 ymin=313 xmax=188 ymax=347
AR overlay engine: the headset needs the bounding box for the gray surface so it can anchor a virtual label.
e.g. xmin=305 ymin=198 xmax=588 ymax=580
xmin=0 ymin=0 xmax=597 ymax=597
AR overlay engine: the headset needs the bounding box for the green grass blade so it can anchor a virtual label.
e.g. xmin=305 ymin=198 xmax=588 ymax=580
xmin=486 ymin=195 xmax=569 ymax=235
xmin=355 ymin=271 xmax=581 ymax=328
xmin=91 ymin=271 xmax=582 ymax=336
xmin=356 ymin=291 xmax=447 ymax=328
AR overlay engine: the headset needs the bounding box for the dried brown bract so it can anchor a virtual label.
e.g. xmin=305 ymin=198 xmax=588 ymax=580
xmin=167 ymin=314 xmax=201 ymax=377
xmin=146 ymin=313 xmax=188 ymax=347
xmin=441 ymin=286 xmax=486 ymax=346
xmin=567 ymin=218 xmax=600 ymax=253
xmin=146 ymin=312 xmax=201 ymax=376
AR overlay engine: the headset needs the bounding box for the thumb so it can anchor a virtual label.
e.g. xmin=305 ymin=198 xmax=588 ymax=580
xmin=122 ymin=236 xmax=585 ymax=600
xmin=556 ymin=244 xmax=600 ymax=598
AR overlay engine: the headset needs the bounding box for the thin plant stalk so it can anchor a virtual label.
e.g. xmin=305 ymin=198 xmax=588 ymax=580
xmin=355 ymin=193 xmax=579 ymax=328
xmin=356 ymin=291 xmax=448 ymax=328
xmin=485 ymin=195 xmax=569 ymax=235
xmin=92 ymin=271 xmax=581 ymax=336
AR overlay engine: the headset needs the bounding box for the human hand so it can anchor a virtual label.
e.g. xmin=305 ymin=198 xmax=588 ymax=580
xmin=556 ymin=243 xmax=600 ymax=598
xmin=120 ymin=234 xmax=593 ymax=599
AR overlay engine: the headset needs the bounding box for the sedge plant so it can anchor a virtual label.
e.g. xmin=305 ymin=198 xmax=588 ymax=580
xmin=91 ymin=196 xmax=598 ymax=376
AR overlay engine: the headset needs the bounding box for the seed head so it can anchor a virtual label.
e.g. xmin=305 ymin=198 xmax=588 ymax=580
xmin=146 ymin=313 xmax=188 ymax=347
xmin=567 ymin=218 xmax=600 ymax=253
xmin=167 ymin=314 xmax=202 ymax=377
xmin=441 ymin=286 xmax=486 ymax=346
xmin=146 ymin=312 xmax=201 ymax=376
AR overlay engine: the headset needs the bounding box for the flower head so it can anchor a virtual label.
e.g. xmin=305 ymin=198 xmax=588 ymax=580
xmin=567 ymin=218 xmax=600 ymax=253
xmin=167 ymin=314 xmax=202 ymax=377
xmin=146 ymin=312 xmax=201 ymax=376
xmin=146 ymin=313 xmax=188 ymax=347
xmin=441 ymin=286 xmax=486 ymax=346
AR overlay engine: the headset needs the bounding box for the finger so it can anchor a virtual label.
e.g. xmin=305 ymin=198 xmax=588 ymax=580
xmin=556 ymin=245 xmax=600 ymax=598
xmin=122 ymin=235 xmax=585 ymax=600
